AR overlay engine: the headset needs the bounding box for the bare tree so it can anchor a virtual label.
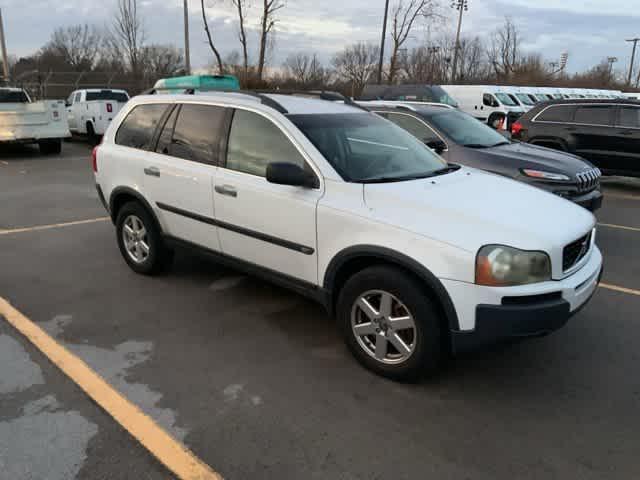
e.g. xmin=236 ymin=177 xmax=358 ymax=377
xmin=332 ymin=43 xmax=380 ymax=97
xmin=140 ymin=44 xmax=185 ymax=82
xmin=387 ymin=0 xmax=438 ymax=84
xmin=110 ymin=0 xmax=145 ymax=76
xmin=258 ymin=0 xmax=285 ymax=81
xmin=283 ymin=53 xmax=328 ymax=87
xmin=487 ymin=17 xmax=521 ymax=80
xmin=43 ymin=24 xmax=102 ymax=71
xmin=231 ymin=0 xmax=249 ymax=80
xmin=456 ymin=36 xmax=489 ymax=82
xmin=201 ymin=0 xmax=225 ymax=74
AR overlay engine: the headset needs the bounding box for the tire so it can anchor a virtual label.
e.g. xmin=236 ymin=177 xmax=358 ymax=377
xmin=336 ymin=266 xmax=444 ymax=382
xmin=115 ymin=201 xmax=173 ymax=275
xmin=86 ymin=123 xmax=99 ymax=146
xmin=38 ymin=139 xmax=62 ymax=155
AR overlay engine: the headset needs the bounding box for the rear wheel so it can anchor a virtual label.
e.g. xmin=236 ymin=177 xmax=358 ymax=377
xmin=38 ymin=139 xmax=62 ymax=155
xmin=115 ymin=201 xmax=173 ymax=275
xmin=337 ymin=266 xmax=444 ymax=381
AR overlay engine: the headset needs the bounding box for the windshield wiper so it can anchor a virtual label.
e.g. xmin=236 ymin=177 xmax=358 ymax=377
xmin=430 ymin=164 xmax=462 ymax=176
xmin=359 ymin=165 xmax=461 ymax=183
xmin=489 ymin=141 xmax=510 ymax=147
xmin=462 ymin=143 xmax=491 ymax=149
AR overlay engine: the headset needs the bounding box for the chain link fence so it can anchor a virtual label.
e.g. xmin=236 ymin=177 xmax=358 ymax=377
xmin=13 ymin=71 xmax=153 ymax=100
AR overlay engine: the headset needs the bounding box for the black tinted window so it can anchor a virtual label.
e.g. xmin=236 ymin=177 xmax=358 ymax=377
xmin=574 ymin=105 xmax=612 ymax=126
xmin=0 ymin=89 xmax=29 ymax=103
xmin=155 ymin=106 xmax=178 ymax=154
xmin=536 ymin=105 xmax=573 ymax=122
xmin=385 ymin=113 xmax=439 ymax=142
xmin=115 ymin=104 xmax=168 ymax=149
xmin=168 ymin=104 xmax=226 ymax=164
xmin=618 ymin=106 xmax=640 ymax=128
xmin=86 ymin=91 xmax=129 ymax=102
xmin=226 ymin=109 xmax=306 ymax=177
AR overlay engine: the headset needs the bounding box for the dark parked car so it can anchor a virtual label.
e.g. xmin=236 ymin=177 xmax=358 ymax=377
xmin=366 ymin=103 xmax=603 ymax=211
xmin=511 ymin=99 xmax=640 ymax=178
xmin=360 ymin=84 xmax=459 ymax=107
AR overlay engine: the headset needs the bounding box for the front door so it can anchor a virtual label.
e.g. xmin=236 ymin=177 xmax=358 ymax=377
xmin=214 ymin=108 xmax=321 ymax=284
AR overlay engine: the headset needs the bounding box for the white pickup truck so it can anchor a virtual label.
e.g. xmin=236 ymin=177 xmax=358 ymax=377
xmin=0 ymin=87 xmax=70 ymax=154
xmin=66 ymin=89 xmax=130 ymax=142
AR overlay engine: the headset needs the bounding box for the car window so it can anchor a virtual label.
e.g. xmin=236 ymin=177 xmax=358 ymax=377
xmin=155 ymin=106 xmax=179 ymax=155
xmin=85 ymin=91 xmax=129 ymax=102
xmin=495 ymin=93 xmax=517 ymax=106
xmin=428 ymin=110 xmax=508 ymax=147
xmin=385 ymin=113 xmax=440 ymax=143
xmin=289 ymin=113 xmax=447 ymax=183
xmin=67 ymin=93 xmax=75 ymax=105
xmin=618 ymin=106 xmax=640 ymax=128
xmin=536 ymin=105 xmax=573 ymax=122
xmin=74 ymin=92 xmax=82 ymax=103
xmin=167 ymin=104 xmax=226 ymax=164
xmin=115 ymin=104 xmax=168 ymax=150
xmin=226 ymin=109 xmax=307 ymax=177
xmin=0 ymin=89 xmax=30 ymax=103
xmin=574 ymin=105 xmax=612 ymax=126
xmin=483 ymin=94 xmax=498 ymax=107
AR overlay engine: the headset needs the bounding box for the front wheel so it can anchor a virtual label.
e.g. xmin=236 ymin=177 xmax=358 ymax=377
xmin=337 ymin=266 xmax=444 ymax=382
xmin=115 ymin=201 xmax=173 ymax=275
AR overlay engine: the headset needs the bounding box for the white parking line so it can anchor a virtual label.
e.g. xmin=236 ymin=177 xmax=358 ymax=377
xmin=0 ymin=217 xmax=109 ymax=236
xmin=597 ymin=223 xmax=640 ymax=233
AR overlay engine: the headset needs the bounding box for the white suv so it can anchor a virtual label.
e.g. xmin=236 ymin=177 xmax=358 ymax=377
xmin=94 ymin=92 xmax=603 ymax=381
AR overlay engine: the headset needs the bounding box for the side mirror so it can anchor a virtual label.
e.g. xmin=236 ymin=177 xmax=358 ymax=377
xmin=425 ymin=139 xmax=447 ymax=154
xmin=266 ymin=162 xmax=318 ymax=188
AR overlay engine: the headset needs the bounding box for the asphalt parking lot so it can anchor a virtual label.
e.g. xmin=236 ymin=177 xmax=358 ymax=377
xmin=1 ymin=142 xmax=639 ymax=479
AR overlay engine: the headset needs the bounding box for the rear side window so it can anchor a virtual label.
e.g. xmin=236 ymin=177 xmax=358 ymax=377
xmin=574 ymin=105 xmax=612 ymax=126
xmin=618 ymin=106 xmax=640 ymax=128
xmin=226 ymin=109 xmax=307 ymax=177
xmin=86 ymin=91 xmax=129 ymax=102
xmin=385 ymin=113 xmax=440 ymax=143
xmin=535 ymin=105 xmax=573 ymax=122
xmin=115 ymin=104 xmax=168 ymax=150
xmin=165 ymin=104 xmax=227 ymax=164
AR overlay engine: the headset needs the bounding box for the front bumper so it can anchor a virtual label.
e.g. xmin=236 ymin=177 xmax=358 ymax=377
xmin=568 ymin=189 xmax=603 ymax=212
xmin=443 ymin=246 xmax=603 ymax=353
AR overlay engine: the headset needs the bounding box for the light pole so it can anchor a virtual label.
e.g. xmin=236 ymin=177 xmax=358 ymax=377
xmin=626 ymin=38 xmax=640 ymax=86
xmin=377 ymin=0 xmax=390 ymax=84
xmin=184 ymin=0 xmax=191 ymax=75
xmin=450 ymin=0 xmax=468 ymax=84
xmin=0 ymin=8 xmax=9 ymax=83
xmin=607 ymin=56 xmax=618 ymax=83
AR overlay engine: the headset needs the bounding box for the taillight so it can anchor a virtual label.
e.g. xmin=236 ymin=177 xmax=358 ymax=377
xmin=106 ymin=103 xmax=113 ymax=113
xmin=511 ymin=121 xmax=523 ymax=137
xmin=92 ymin=146 xmax=99 ymax=172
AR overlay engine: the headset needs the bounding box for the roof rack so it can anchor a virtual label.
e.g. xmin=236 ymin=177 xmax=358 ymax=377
xmin=254 ymin=89 xmax=368 ymax=110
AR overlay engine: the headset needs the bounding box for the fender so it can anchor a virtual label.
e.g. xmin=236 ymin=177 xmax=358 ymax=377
xmin=109 ymin=186 xmax=161 ymax=232
xmin=323 ymin=245 xmax=460 ymax=332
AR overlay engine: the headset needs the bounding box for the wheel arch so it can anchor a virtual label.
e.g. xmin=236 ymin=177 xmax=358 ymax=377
xmin=109 ymin=187 xmax=161 ymax=232
xmin=323 ymin=245 xmax=460 ymax=334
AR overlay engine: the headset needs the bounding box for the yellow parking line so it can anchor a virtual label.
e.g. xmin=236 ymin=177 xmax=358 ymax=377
xmin=0 ymin=297 xmax=222 ymax=480
xmin=0 ymin=217 xmax=109 ymax=236
xmin=605 ymin=193 xmax=640 ymax=202
xmin=597 ymin=222 xmax=640 ymax=233
xmin=600 ymin=283 xmax=640 ymax=297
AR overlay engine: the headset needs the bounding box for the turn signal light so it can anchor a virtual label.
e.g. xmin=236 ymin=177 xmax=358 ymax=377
xmin=511 ymin=121 xmax=523 ymax=136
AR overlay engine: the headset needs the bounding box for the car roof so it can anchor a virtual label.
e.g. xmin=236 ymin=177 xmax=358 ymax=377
xmin=362 ymin=104 xmax=454 ymax=116
xmin=535 ymin=98 xmax=640 ymax=106
xmin=133 ymin=91 xmax=364 ymax=115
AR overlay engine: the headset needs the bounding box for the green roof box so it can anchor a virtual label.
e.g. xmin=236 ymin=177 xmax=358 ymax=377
xmin=153 ymin=75 xmax=240 ymax=93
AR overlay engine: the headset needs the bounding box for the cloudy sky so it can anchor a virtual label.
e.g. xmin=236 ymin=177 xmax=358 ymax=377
xmin=3 ymin=0 xmax=640 ymax=74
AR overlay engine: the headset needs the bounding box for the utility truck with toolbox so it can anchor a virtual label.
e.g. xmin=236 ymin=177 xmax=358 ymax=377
xmin=0 ymin=87 xmax=69 ymax=154
xmin=66 ymin=89 xmax=130 ymax=142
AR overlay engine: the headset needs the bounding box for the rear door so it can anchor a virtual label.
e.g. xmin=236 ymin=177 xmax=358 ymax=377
xmin=612 ymin=105 xmax=640 ymax=174
xmin=570 ymin=104 xmax=615 ymax=168
xmin=145 ymin=102 xmax=227 ymax=252
xmin=214 ymin=108 xmax=322 ymax=284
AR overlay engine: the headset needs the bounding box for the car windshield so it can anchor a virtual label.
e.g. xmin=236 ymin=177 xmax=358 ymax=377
xmin=86 ymin=91 xmax=129 ymax=102
xmin=427 ymin=110 xmax=509 ymax=148
xmin=516 ymin=93 xmax=536 ymax=106
xmin=0 ymin=89 xmax=29 ymax=103
xmin=495 ymin=93 xmax=518 ymax=106
xmin=288 ymin=113 xmax=448 ymax=183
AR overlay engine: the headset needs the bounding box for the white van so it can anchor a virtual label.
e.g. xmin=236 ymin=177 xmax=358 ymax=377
xmin=501 ymin=86 xmax=537 ymax=111
xmin=440 ymin=85 xmax=524 ymax=130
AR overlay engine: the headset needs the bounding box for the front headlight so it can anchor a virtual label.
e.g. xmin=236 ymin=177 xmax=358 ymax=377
xmin=476 ymin=245 xmax=551 ymax=286
xmin=521 ymin=169 xmax=570 ymax=181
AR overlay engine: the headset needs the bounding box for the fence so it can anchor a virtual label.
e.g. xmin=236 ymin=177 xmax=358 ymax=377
xmin=12 ymin=71 xmax=154 ymax=100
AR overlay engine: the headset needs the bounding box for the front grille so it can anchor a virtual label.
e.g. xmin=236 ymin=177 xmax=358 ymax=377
xmin=563 ymin=231 xmax=592 ymax=271
xmin=575 ymin=168 xmax=601 ymax=193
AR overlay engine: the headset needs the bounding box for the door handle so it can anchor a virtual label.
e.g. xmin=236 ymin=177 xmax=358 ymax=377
xmin=215 ymin=185 xmax=238 ymax=198
xmin=144 ymin=166 xmax=160 ymax=177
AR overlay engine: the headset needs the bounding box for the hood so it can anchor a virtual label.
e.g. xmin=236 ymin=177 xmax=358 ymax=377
xmin=473 ymin=142 xmax=594 ymax=177
xmin=363 ymin=167 xmax=595 ymax=259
